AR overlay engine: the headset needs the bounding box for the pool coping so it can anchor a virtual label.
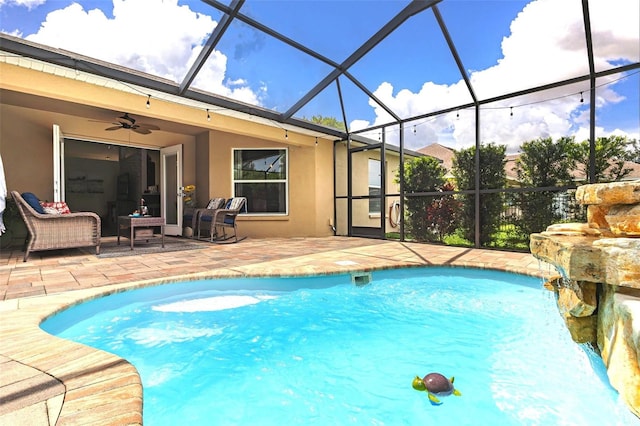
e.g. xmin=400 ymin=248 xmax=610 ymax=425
xmin=0 ymin=239 xmax=546 ymax=425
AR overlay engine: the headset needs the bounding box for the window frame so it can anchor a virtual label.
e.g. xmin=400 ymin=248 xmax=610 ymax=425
xmin=232 ymin=147 xmax=289 ymax=216
xmin=368 ymin=158 xmax=381 ymax=215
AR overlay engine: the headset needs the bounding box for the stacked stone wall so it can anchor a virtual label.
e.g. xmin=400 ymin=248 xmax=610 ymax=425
xmin=530 ymin=181 xmax=640 ymax=419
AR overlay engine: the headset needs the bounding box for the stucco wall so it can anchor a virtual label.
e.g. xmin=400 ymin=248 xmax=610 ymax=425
xmin=0 ymin=61 xmax=337 ymax=239
xmin=1 ymin=104 xmax=55 ymax=198
xmin=207 ymin=129 xmax=334 ymax=238
xmin=194 ymin=133 xmax=211 ymax=208
xmin=0 ymin=103 xmax=196 ymax=201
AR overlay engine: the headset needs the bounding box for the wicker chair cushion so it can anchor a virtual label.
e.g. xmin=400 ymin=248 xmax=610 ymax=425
xmin=21 ymin=192 xmax=45 ymax=214
xmin=226 ymin=198 xmax=245 ymax=210
xmin=41 ymin=201 xmax=71 ymax=214
xmin=206 ymin=198 xmax=220 ymax=209
xmin=42 ymin=207 xmax=61 ymax=215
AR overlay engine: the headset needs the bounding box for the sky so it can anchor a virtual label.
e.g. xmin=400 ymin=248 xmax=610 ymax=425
xmin=0 ymin=0 xmax=638 ymax=152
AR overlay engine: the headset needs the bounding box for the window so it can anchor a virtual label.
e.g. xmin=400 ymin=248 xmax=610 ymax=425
xmin=368 ymin=159 xmax=381 ymax=214
xmin=233 ymin=149 xmax=288 ymax=214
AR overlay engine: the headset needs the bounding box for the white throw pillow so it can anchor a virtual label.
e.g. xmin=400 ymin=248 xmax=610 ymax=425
xmin=43 ymin=207 xmax=61 ymax=215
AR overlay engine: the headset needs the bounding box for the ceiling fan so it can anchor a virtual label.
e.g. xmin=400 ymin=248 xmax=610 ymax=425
xmin=105 ymin=113 xmax=160 ymax=135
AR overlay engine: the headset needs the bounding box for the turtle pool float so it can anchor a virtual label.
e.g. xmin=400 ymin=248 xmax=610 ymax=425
xmin=412 ymin=372 xmax=461 ymax=404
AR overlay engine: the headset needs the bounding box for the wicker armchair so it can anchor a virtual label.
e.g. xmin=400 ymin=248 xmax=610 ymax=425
xmin=11 ymin=191 xmax=101 ymax=262
xmin=197 ymin=197 xmax=247 ymax=243
xmin=183 ymin=197 xmax=226 ymax=238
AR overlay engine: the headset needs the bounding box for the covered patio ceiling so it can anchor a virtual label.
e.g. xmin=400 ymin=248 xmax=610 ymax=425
xmin=0 ymin=0 xmax=638 ymax=146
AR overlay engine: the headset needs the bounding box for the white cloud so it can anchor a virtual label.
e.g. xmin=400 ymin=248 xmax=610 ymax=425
xmin=9 ymin=0 xmax=637 ymax=146
xmin=227 ymin=78 xmax=248 ymax=86
xmin=0 ymin=0 xmax=45 ymax=9
xmin=353 ymin=0 xmax=639 ymax=153
xmin=24 ymin=0 xmax=263 ymax=105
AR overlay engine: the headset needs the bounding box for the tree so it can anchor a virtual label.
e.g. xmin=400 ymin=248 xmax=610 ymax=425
xmin=425 ymin=181 xmax=460 ymax=242
xmin=400 ymin=156 xmax=447 ymax=242
xmin=516 ymin=136 xmax=576 ymax=187
xmin=627 ymin=138 xmax=640 ymax=164
xmin=571 ymin=135 xmax=635 ymax=182
xmin=452 ymin=143 xmax=507 ymax=246
xmin=514 ymin=136 xmax=577 ymax=236
xmin=306 ymin=115 xmax=345 ymax=131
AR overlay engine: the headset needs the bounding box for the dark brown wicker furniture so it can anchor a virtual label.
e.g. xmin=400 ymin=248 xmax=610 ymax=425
xmin=11 ymin=191 xmax=101 ymax=262
xmin=197 ymin=197 xmax=247 ymax=243
xmin=117 ymin=215 xmax=165 ymax=250
xmin=183 ymin=197 xmax=226 ymax=238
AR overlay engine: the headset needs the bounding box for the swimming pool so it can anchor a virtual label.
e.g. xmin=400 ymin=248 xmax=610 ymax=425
xmin=42 ymin=267 xmax=638 ymax=425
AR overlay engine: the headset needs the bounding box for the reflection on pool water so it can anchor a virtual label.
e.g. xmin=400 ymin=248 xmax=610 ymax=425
xmin=42 ymin=267 xmax=639 ymax=425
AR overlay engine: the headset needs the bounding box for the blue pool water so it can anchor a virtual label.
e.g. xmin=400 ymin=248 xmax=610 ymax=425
xmin=42 ymin=267 xmax=638 ymax=425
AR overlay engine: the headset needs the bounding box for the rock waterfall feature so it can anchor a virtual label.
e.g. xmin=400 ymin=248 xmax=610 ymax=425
xmin=530 ymin=181 xmax=640 ymax=419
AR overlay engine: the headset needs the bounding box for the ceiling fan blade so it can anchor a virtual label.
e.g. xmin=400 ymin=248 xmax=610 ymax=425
xmin=138 ymin=123 xmax=160 ymax=131
xmin=105 ymin=126 xmax=122 ymax=131
xmin=133 ymin=127 xmax=152 ymax=135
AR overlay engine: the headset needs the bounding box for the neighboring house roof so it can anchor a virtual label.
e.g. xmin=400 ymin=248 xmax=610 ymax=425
xmin=417 ymin=143 xmax=455 ymax=170
xmin=418 ymin=143 xmax=640 ymax=185
xmin=504 ymin=154 xmax=521 ymax=184
xmin=570 ymin=160 xmax=640 ymax=182
xmin=417 ymin=143 xmax=455 ymax=178
xmin=622 ymin=161 xmax=640 ymax=180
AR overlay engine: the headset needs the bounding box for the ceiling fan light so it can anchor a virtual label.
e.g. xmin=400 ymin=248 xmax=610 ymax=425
xmin=118 ymin=113 xmax=135 ymax=126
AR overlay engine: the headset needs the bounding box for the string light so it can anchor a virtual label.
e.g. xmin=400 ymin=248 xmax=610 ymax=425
xmin=285 ymin=129 xmax=288 ymax=139
xmin=40 ymin=46 xmax=635 ymax=145
xmin=315 ymin=137 xmax=318 ymax=146
xmin=44 ymin=50 xmax=637 ymax=143
xmin=413 ymin=125 xmax=416 ymax=135
xmin=206 ymin=109 xmax=211 ymax=122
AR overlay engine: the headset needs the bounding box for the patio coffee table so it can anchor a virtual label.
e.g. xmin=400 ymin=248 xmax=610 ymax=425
xmin=117 ymin=216 xmax=165 ymax=250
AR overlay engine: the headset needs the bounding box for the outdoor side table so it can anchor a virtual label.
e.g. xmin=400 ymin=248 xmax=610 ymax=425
xmin=117 ymin=216 xmax=165 ymax=250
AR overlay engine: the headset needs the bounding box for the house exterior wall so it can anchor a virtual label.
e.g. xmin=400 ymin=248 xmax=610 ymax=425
xmin=207 ymin=129 xmax=334 ymax=238
xmin=0 ymin=104 xmax=53 ymax=198
xmin=194 ymin=133 xmax=211 ymax=208
xmin=0 ymin=61 xmax=335 ymax=239
xmin=0 ymin=102 xmax=196 ymax=198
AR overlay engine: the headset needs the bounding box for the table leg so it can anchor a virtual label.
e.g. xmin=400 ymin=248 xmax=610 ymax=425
xmin=161 ymin=224 xmax=165 ymax=248
xmin=130 ymin=224 xmax=134 ymax=250
xmin=117 ymin=222 xmax=121 ymax=246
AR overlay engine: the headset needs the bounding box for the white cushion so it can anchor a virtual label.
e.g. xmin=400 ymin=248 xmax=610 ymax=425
xmin=43 ymin=207 xmax=61 ymax=215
